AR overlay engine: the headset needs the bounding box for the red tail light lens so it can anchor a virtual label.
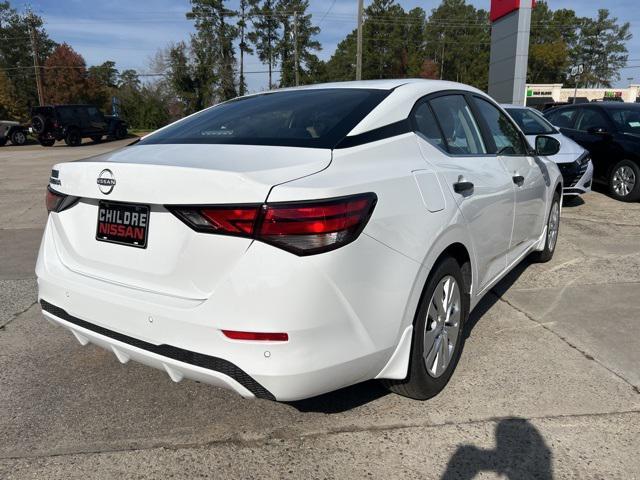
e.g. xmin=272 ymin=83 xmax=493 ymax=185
xmin=167 ymin=193 xmax=377 ymax=256
xmin=46 ymin=187 xmax=78 ymax=213
xmin=257 ymin=194 xmax=377 ymax=255
xmin=222 ymin=330 xmax=289 ymax=342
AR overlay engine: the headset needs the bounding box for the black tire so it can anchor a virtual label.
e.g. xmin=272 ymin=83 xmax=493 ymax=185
xmin=609 ymin=160 xmax=640 ymax=202
xmin=382 ymin=256 xmax=469 ymax=400
xmin=39 ymin=137 xmax=55 ymax=147
xmin=64 ymin=128 xmax=82 ymax=146
xmin=115 ymin=124 xmax=128 ymax=140
xmin=90 ymin=135 xmax=103 ymax=143
xmin=31 ymin=114 xmax=47 ymax=134
xmin=0 ymin=136 xmax=7 ymax=146
xmin=10 ymin=128 xmax=27 ymax=146
xmin=531 ymin=192 xmax=561 ymax=263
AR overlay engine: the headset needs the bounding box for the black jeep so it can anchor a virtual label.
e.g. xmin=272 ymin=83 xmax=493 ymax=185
xmin=31 ymin=105 xmax=128 ymax=147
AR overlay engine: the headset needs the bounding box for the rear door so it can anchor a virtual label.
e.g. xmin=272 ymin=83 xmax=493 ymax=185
xmin=471 ymin=96 xmax=547 ymax=264
xmin=571 ymin=107 xmax=616 ymax=178
xmin=414 ymin=93 xmax=514 ymax=291
xmin=86 ymin=106 xmax=109 ymax=134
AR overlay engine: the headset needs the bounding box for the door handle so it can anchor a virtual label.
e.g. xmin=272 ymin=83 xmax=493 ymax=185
xmin=453 ymin=180 xmax=474 ymax=194
xmin=513 ymin=175 xmax=525 ymax=186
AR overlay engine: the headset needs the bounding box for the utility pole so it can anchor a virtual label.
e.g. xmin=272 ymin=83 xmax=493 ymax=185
xmin=27 ymin=11 xmax=45 ymax=106
xmin=239 ymin=5 xmax=246 ymax=96
xmin=293 ymin=11 xmax=299 ymax=86
xmin=356 ymin=0 xmax=363 ymax=80
xmin=440 ymin=30 xmax=446 ymax=80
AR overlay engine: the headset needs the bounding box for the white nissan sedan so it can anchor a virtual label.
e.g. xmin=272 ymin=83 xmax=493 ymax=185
xmin=38 ymin=80 xmax=563 ymax=401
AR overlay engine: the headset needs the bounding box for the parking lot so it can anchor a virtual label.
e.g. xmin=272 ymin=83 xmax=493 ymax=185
xmin=1 ymin=141 xmax=639 ymax=479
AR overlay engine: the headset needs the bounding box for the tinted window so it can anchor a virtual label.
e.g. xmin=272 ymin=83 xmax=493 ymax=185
xmin=474 ymin=98 xmax=526 ymax=155
xmin=86 ymin=107 xmax=104 ymax=122
xmin=429 ymin=95 xmax=486 ymax=155
xmin=412 ymin=102 xmax=445 ymax=149
xmin=138 ymin=89 xmax=390 ymax=148
xmin=546 ymin=108 xmax=577 ymax=129
xmin=575 ymin=108 xmax=609 ymax=132
xmin=57 ymin=107 xmax=75 ymax=123
xmin=608 ymin=107 xmax=640 ymax=134
xmin=505 ymin=107 xmax=556 ymax=135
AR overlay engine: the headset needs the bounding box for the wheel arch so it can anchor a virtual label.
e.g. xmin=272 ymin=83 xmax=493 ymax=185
xmin=375 ymin=233 xmax=475 ymax=381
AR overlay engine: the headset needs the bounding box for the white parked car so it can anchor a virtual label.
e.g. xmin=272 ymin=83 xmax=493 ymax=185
xmin=37 ymin=80 xmax=563 ymax=401
xmin=503 ymin=105 xmax=593 ymax=196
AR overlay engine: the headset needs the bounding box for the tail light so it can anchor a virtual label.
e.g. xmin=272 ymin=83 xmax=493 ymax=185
xmin=46 ymin=187 xmax=78 ymax=213
xmin=167 ymin=193 xmax=377 ymax=256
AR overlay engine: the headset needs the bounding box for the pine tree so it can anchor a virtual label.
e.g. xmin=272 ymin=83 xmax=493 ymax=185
xmin=248 ymin=0 xmax=280 ymax=89
xmin=0 ymin=69 xmax=23 ymax=120
xmin=275 ymin=0 xmax=320 ymax=87
xmin=573 ymin=10 xmax=631 ymax=88
xmin=186 ymin=0 xmax=238 ymax=104
xmin=0 ymin=4 xmax=55 ymax=115
xmin=238 ymin=0 xmax=254 ymax=95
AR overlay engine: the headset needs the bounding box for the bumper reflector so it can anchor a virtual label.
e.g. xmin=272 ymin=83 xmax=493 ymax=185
xmin=222 ymin=330 xmax=289 ymax=342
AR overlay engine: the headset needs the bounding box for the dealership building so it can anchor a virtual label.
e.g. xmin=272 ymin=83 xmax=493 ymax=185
xmin=525 ymin=83 xmax=640 ymax=107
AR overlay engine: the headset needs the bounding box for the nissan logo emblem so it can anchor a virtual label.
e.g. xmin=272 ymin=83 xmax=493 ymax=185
xmin=97 ymin=169 xmax=116 ymax=195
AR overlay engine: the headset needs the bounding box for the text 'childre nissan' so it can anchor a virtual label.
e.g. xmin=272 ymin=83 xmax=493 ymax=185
xmin=37 ymin=80 xmax=563 ymax=401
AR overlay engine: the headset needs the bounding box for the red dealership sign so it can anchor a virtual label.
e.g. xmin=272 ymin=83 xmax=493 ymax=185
xmin=490 ymin=0 xmax=536 ymax=22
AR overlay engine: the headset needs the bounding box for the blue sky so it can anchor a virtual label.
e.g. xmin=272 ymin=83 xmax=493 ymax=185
xmin=13 ymin=0 xmax=640 ymax=91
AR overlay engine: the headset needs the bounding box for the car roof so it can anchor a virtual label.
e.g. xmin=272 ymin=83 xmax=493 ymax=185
xmin=282 ymin=79 xmax=486 ymax=136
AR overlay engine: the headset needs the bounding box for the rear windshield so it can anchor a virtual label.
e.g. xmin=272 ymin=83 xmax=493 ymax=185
xmin=505 ymin=107 xmax=556 ymax=135
xmin=137 ymin=88 xmax=390 ymax=148
xmin=138 ymin=88 xmax=390 ymax=149
xmin=607 ymin=107 xmax=640 ymax=134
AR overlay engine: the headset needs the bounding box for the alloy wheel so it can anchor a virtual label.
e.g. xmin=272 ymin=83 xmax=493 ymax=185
xmin=547 ymin=200 xmax=560 ymax=252
xmin=423 ymin=275 xmax=461 ymax=378
xmin=612 ymin=166 xmax=636 ymax=197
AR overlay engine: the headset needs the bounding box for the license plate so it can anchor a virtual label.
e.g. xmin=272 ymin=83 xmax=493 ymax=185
xmin=96 ymin=201 xmax=149 ymax=248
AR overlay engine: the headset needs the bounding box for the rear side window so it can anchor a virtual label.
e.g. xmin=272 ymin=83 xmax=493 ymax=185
xmin=412 ymin=102 xmax=445 ymax=149
xmin=505 ymin=107 xmax=556 ymax=135
xmin=429 ymin=94 xmax=486 ymax=155
xmin=138 ymin=89 xmax=390 ymax=149
xmin=575 ymin=109 xmax=609 ymax=132
xmin=473 ymin=97 xmax=526 ymax=155
xmin=546 ymin=108 xmax=577 ymax=129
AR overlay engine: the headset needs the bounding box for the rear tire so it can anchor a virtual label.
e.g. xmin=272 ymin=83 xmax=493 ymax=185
xmin=609 ymin=160 xmax=640 ymax=202
xmin=10 ymin=129 xmax=27 ymax=146
xmin=383 ymin=257 xmax=469 ymax=400
xmin=64 ymin=128 xmax=82 ymax=147
xmin=531 ymin=192 xmax=560 ymax=263
xmin=39 ymin=137 xmax=55 ymax=147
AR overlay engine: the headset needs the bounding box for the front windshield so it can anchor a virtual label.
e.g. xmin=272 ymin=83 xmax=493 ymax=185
xmin=138 ymin=88 xmax=390 ymax=149
xmin=607 ymin=107 xmax=640 ymax=134
xmin=505 ymin=108 xmax=556 ymax=135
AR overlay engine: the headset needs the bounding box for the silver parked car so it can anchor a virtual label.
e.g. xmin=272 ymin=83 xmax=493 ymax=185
xmin=0 ymin=120 xmax=28 ymax=146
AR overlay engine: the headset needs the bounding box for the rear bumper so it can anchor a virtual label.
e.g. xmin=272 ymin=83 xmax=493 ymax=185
xmin=40 ymin=300 xmax=272 ymax=399
xmin=36 ymin=216 xmax=420 ymax=401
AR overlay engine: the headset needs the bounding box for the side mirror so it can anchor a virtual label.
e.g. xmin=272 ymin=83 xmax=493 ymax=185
xmin=535 ymin=135 xmax=561 ymax=156
xmin=586 ymin=126 xmax=608 ymax=135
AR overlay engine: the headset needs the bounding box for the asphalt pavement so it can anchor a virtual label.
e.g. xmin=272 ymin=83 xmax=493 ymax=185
xmin=1 ymin=139 xmax=639 ymax=479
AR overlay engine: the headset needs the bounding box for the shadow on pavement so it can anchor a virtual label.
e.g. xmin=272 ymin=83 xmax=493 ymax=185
xmin=464 ymin=258 xmax=530 ymax=338
xmin=441 ymin=417 xmax=553 ymax=479
xmin=288 ymin=380 xmax=389 ymax=413
xmin=562 ymin=195 xmax=585 ymax=208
